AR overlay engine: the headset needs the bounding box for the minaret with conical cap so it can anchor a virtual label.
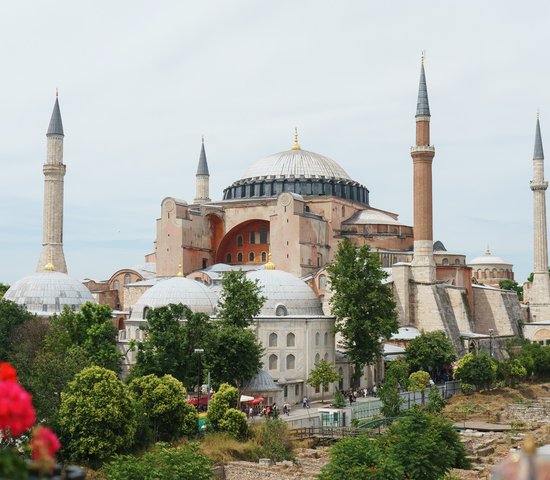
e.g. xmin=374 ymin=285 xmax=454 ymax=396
xmin=529 ymin=113 xmax=550 ymax=319
xmin=193 ymin=137 xmax=211 ymax=204
xmin=410 ymin=53 xmax=436 ymax=283
xmin=36 ymin=92 xmax=68 ymax=273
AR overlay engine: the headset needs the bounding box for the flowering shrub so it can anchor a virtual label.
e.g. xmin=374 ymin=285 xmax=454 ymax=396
xmin=0 ymin=362 xmax=61 ymax=478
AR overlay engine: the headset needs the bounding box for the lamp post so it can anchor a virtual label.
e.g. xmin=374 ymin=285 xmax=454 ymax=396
xmin=194 ymin=348 xmax=204 ymax=409
xmin=488 ymin=329 xmax=494 ymax=358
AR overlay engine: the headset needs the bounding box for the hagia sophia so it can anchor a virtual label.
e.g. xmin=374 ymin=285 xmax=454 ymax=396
xmin=5 ymin=58 xmax=550 ymax=404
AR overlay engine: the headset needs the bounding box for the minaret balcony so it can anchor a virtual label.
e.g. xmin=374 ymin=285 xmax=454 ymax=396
xmin=410 ymin=145 xmax=435 ymax=153
xmin=530 ymin=180 xmax=548 ymax=191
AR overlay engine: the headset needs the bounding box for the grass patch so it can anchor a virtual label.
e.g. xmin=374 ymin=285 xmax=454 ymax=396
xmin=198 ymin=432 xmax=259 ymax=464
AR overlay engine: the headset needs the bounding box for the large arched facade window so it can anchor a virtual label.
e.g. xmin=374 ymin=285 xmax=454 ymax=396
xmin=269 ymin=354 xmax=278 ymax=370
xmin=269 ymin=332 xmax=278 ymax=347
xmin=286 ymin=332 xmax=295 ymax=347
xmin=113 ymin=280 xmax=120 ymax=290
xmin=124 ymin=273 xmax=131 ymax=285
xmin=315 ymin=332 xmax=320 ymax=346
xmin=286 ymin=354 xmax=295 ymax=370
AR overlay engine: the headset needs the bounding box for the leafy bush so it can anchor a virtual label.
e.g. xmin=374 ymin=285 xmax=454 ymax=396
xmin=460 ymin=383 xmax=474 ymax=395
xmin=219 ymin=408 xmax=249 ymax=440
xmin=385 ymin=357 xmax=410 ymax=390
xmin=332 ymin=389 xmax=346 ymax=408
xmin=454 ymin=353 xmax=496 ymax=390
xmin=378 ymin=378 xmax=403 ymax=417
xmin=58 ymin=366 xmax=137 ymax=466
xmin=103 ymin=443 xmax=212 ymax=480
xmin=128 ymin=374 xmax=197 ymax=441
xmin=425 ymin=386 xmax=446 ymax=414
xmin=207 ymin=383 xmax=238 ymax=430
xmin=254 ymin=419 xmax=294 ymax=462
xmin=497 ymin=359 xmax=527 ymax=387
xmin=405 ymin=330 xmax=456 ymax=379
xmin=408 ymin=370 xmax=430 ymax=404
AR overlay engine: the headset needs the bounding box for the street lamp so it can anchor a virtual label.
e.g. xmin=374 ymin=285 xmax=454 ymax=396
xmin=194 ymin=348 xmax=204 ymax=409
xmin=488 ymin=329 xmax=494 ymax=358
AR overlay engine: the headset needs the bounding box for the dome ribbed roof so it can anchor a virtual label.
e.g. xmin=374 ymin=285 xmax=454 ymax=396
xmin=241 ymin=149 xmax=352 ymax=181
xmin=130 ymin=277 xmax=217 ymax=319
xmin=4 ymin=271 xmax=95 ymax=316
xmin=468 ymin=248 xmax=512 ymax=266
xmin=246 ymin=269 xmax=323 ymax=316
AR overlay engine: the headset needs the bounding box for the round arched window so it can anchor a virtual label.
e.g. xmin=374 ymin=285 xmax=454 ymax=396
xmin=275 ymin=304 xmax=288 ymax=316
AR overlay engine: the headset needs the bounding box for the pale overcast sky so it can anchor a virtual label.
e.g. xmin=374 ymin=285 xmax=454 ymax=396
xmin=1 ymin=1 xmax=549 ymax=285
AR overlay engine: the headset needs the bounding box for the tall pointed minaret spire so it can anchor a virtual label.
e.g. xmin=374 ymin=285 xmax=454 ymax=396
xmin=410 ymin=52 xmax=436 ymax=283
xmin=37 ymin=93 xmax=68 ymax=273
xmin=193 ymin=136 xmax=211 ymax=204
xmin=529 ymin=112 xmax=550 ymax=320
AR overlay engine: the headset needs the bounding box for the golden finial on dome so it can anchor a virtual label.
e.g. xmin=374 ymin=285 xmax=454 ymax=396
xmin=177 ymin=263 xmax=184 ymax=277
xmin=265 ymin=252 xmax=276 ymax=270
xmin=44 ymin=251 xmax=55 ymax=271
xmin=421 ymin=50 xmax=425 ymax=65
xmin=291 ymin=127 xmax=301 ymax=150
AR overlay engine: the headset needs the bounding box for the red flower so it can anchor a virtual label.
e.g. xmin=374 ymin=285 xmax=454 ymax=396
xmin=0 ymin=362 xmax=18 ymax=382
xmin=0 ymin=380 xmax=36 ymax=437
xmin=30 ymin=426 xmax=61 ymax=460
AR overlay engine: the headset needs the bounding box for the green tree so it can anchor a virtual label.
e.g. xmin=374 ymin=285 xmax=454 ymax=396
xmin=326 ymin=239 xmax=398 ymax=386
xmin=425 ymin=387 xmax=446 ymax=414
xmin=453 ymin=352 xmax=496 ymax=390
xmin=58 ymin=366 xmax=138 ymax=466
xmin=128 ymin=374 xmax=197 ymax=441
xmin=216 ymin=270 xmax=266 ymax=328
xmin=306 ymin=360 xmax=342 ymax=402
xmin=103 ymin=443 xmax=212 ymax=480
xmin=47 ymin=303 xmax=121 ymax=372
xmin=408 ymin=370 xmax=430 ymax=405
xmin=132 ymin=304 xmax=212 ymax=390
xmin=0 ymin=283 xmax=10 ymax=299
xmin=0 ymin=299 xmax=35 ymax=361
xmin=405 ymin=330 xmax=456 ymax=380
xmin=378 ymin=377 xmax=403 ymax=417
xmin=497 ymin=359 xmax=527 ymax=387
xmin=385 ymin=357 xmax=410 ymax=390
xmin=499 ymin=280 xmax=523 ymax=301
xmin=207 ymin=383 xmax=239 ymax=431
xmin=218 ymin=408 xmax=249 ymax=440
xmin=255 ymin=419 xmax=295 ymax=462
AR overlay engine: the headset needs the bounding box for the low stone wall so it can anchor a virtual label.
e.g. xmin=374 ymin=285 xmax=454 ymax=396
xmin=506 ymin=397 xmax=550 ymax=424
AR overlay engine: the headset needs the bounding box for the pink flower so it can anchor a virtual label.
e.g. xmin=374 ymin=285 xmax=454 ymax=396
xmin=30 ymin=426 xmax=61 ymax=460
xmin=0 ymin=380 xmax=36 ymax=437
xmin=0 ymin=362 xmax=18 ymax=382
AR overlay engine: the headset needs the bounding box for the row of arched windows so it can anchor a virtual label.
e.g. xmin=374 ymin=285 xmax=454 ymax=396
xmin=269 ymin=354 xmax=295 ymax=370
xmin=226 ymin=251 xmax=268 ymax=264
xmin=269 ymin=332 xmax=295 ymax=347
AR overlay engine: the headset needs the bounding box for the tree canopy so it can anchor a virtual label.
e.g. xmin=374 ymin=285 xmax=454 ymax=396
xmin=405 ymin=330 xmax=456 ymax=379
xmin=453 ymin=352 xmax=496 ymax=391
xmin=0 ymin=299 xmax=35 ymax=361
xmin=326 ymin=239 xmax=398 ymax=384
xmin=307 ymin=359 xmax=342 ymax=402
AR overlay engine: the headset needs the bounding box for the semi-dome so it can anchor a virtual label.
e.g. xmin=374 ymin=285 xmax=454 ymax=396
xmin=246 ymin=269 xmax=323 ymax=316
xmin=4 ymin=271 xmax=96 ymax=317
xmin=468 ymin=247 xmax=512 ymax=266
xmin=130 ymin=276 xmax=217 ymax=320
xmin=223 ymin=139 xmax=369 ymax=205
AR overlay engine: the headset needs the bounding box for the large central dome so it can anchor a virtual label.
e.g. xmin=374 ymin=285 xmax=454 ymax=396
xmin=223 ymin=138 xmax=369 ymax=205
xmin=241 ymin=149 xmax=352 ymax=182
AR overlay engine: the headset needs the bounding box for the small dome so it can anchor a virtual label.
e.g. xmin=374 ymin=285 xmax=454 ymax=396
xmin=241 ymin=149 xmax=352 ymax=182
xmin=4 ymin=271 xmax=95 ymax=317
xmin=243 ymin=370 xmax=282 ymax=392
xmin=246 ymin=269 xmax=323 ymax=316
xmin=468 ymin=247 xmax=512 ymax=266
xmin=130 ymin=276 xmax=217 ymax=320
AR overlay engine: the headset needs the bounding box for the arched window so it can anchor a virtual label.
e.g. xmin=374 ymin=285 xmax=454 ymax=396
xmin=324 ymin=352 xmax=329 ymax=361
xmin=287 ymin=332 xmax=295 ymax=347
xmin=275 ymin=304 xmax=288 ymax=316
xmin=317 ymin=253 xmax=322 ymax=267
xmin=315 ymin=353 xmax=320 ymax=363
xmin=338 ymin=368 xmax=344 ymax=390
xmin=249 ymin=252 xmax=255 ymax=262
xmin=142 ymin=307 xmax=149 ymax=320
xmin=269 ymin=354 xmax=278 ymax=370
xmin=442 ymin=258 xmax=449 ymax=266
xmin=341 ymin=206 xmax=345 ymax=217
xmin=315 ymin=332 xmax=320 ymax=346
xmin=124 ymin=273 xmax=131 ymax=285
xmin=269 ymin=332 xmax=278 ymax=347
xmin=261 ymin=251 xmax=267 ymax=262
xmin=237 ymin=235 xmax=243 ymax=247
xmin=237 ymin=252 xmax=243 ymax=263
xmin=226 ymin=253 xmax=232 ymax=263
xmin=324 ymin=331 xmax=328 ymax=346
xmin=286 ymin=354 xmax=295 ymax=370
xmin=260 ymin=224 xmax=268 ymax=244
xmin=319 ymin=274 xmax=327 ymax=290
xmin=113 ymin=280 xmax=120 ymax=290
xmin=455 ymin=258 xmax=460 ymax=265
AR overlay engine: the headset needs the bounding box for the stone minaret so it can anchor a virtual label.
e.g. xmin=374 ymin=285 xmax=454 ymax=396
xmin=529 ymin=114 xmax=550 ymax=320
xmin=410 ymin=54 xmax=436 ymax=283
xmin=193 ymin=137 xmax=210 ymax=204
xmin=36 ymin=94 xmax=67 ymax=273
